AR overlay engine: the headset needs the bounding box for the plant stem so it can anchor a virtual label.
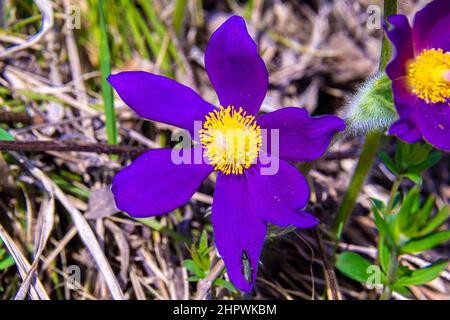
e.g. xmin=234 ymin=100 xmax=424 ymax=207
xmin=331 ymin=131 xmax=382 ymax=238
xmin=331 ymin=0 xmax=397 ymax=241
xmin=194 ymin=259 xmax=225 ymax=300
xmin=386 ymin=176 xmax=402 ymax=213
xmin=380 ymin=247 xmax=398 ymax=300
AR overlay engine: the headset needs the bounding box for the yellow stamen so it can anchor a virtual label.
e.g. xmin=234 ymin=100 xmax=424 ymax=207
xmin=407 ymin=48 xmax=450 ymax=104
xmin=200 ymin=106 xmax=261 ymax=175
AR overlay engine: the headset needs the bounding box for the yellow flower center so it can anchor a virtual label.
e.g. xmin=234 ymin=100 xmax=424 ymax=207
xmin=407 ymin=48 xmax=450 ymax=104
xmin=200 ymin=106 xmax=262 ymax=175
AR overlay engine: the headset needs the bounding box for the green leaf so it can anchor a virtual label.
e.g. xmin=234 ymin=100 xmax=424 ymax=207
xmin=183 ymin=259 xmax=205 ymax=279
xmin=0 ymin=255 xmax=14 ymax=270
xmin=392 ymin=285 xmax=412 ymax=297
xmin=401 ymin=230 xmax=450 ymax=254
xmin=407 ymin=151 xmax=441 ymax=174
xmin=213 ymin=278 xmax=237 ymax=293
xmin=378 ymin=239 xmax=390 ymax=273
xmin=373 ymin=206 xmax=395 ymax=248
xmin=198 ymin=230 xmax=208 ymax=255
xmin=418 ymin=205 xmax=449 ymax=236
xmin=371 ymin=198 xmax=385 ymax=211
xmin=379 ymin=151 xmax=398 ymax=175
xmin=172 ymin=0 xmax=187 ymax=36
xmin=398 ymin=141 xmax=432 ymax=166
xmin=395 ymin=260 xmax=448 ymax=286
xmin=403 ymin=172 xmax=422 ymax=185
xmin=0 ymin=128 xmax=14 ymax=141
xmin=188 ymin=276 xmax=201 ymax=282
xmin=414 ymin=194 xmax=436 ymax=230
xmin=397 ymin=187 xmax=420 ymax=232
xmin=335 ymin=252 xmax=374 ymax=283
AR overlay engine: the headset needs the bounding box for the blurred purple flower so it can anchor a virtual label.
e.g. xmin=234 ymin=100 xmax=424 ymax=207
xmin=108 ymin=16 xmax=345 ymax=292
xmin=385 ymin=0 xmax=450 ymax=150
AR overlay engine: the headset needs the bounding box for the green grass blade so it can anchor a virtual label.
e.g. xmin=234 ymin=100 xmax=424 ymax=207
xmin=98 ymin=0 xmax=117 ymax=145
xmin=172 ymin=0 xmax=187 ymax=36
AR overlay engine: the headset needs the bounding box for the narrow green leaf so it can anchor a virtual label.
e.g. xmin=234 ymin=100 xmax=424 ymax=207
xmin=401 ymin=230 xmax=450 ymax=254
xmin=0 ymin=256 xmax=14 ymax=270
xmin=378 ymin=151 xmax=398 ymax=175
xmin=0 ymin=128 xmax=14 ymax=141
xmin=397 ymin=187 xmax=420 ymax=232
xmin=214 ymin=278 xmax=237 ymax=293
xmin=199 ymin=230 xmax=208 ymax=255
xmin=396 ymin=260 xmax=448 ymax=286
xmin=399 ymin=141 xmax=432 ymax=166
xmin=403 ymin=172 xmax=422 ymax=185
xmin=414 ymin=194 xmax=436 ymax=230
xmin=99 ymin=0 xmax=118 ymax=145
xmin=392 ymin=285 xmax=412 ymax=297
xmin=373 ymin=206 xmax=395 ymax=247
xmin=418 ymin=206 xmax=449 ymax=236
xmin=378 ymin=239 xmax=390 ymax=273
xmin=408 ymin=151 xmax=441 ymax=174
xmin=172 ymin=0 xmax=187 ymax=36
xmin=244 ymin=0 xmax=255 ymax=20
xmin=335 ymin=251 xmax=374 ymax=283
xmin=183 ymin=259 xmax=205 ymax=278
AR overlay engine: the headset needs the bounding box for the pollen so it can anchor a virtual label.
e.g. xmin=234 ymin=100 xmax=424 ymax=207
xmin=407 ymin=48 xmax=450 ymax=104
xmin=200 ymin=106 xmax=262 ymax=175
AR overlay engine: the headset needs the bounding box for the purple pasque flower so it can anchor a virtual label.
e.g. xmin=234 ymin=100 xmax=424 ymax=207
xmin=108 ymin=16 xmax=345 ymax=292
xmin=385 ymin=0 xmax=450 ymax=150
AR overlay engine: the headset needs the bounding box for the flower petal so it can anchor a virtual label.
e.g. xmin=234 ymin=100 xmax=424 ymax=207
xmin=415 ymin=101 xmax=450 ymax=151
xmin=205 ymin=16 xmax=268 ymax=115
xmin=108 ymin=72 xmax=214 ymax=137
xmin=388 ymin=117 xmax=422 ymax=144
xmin=391 ymin=77 xmax=417 ymax=119
xmin=257 ymin=107 xmax=346 ymax=162
xmin=385 ymin=15 xmax=414 ymax=80
xmin=247 ymin=160 xmax=318 ymax=228
xmin=112 ymin=148 xmax=213 ymax=218
xmin=412 ymin=0 xmax=450 ymax=52
xmin=212 ymin=174 xmax=266 ymax=292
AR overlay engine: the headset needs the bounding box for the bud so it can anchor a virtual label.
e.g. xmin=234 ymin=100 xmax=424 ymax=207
xmin=344 ymin=72 xmax=398 ymax=136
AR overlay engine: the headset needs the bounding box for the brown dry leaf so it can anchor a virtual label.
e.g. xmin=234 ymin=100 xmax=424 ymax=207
xmin=86 ymin=186 xmax=120 ymax=220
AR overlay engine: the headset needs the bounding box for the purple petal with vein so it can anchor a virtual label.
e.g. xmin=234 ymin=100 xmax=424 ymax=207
xmin=112 ymin=148 xmax=213 ymax=217
xmin=205 ymin=16 xmax=268 ymax=115
xmin=212 ymin=173 xmax=266 ymax=292
xmin=258 ymin=107 xmax=345 ymax=162
xmin=415 ymin=101 xmax=450 ymax=151
xmin=385 ymin=15 xmax=414 ymax=80
xmin=247 ymin=160 xmax=318 ymax=228
xmin=412 ymin=0 xmax=450 ymax=52
xmin=108 ymin=72 xmax=214 ymax=137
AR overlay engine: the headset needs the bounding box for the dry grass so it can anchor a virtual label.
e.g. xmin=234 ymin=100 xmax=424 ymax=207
xmin=0 ymin=0 xmax=448 ymax=300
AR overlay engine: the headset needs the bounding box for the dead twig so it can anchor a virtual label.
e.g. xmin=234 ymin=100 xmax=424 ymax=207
xmin=194 ymin=259 xmax=225 ymax=300
xmin=313 ymin=229 xmax=342 ymax=300
xmin=0 ymin=224 xmax=49 ymax=300
xmin=0 ymin=140 xmax=148 ymax=155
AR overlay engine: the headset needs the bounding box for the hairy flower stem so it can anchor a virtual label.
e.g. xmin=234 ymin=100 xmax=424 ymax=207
xmin=331 ymin=131 xmax=382 ymax=238
xmin=331 ymin=0 xmax=397 ymax=241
